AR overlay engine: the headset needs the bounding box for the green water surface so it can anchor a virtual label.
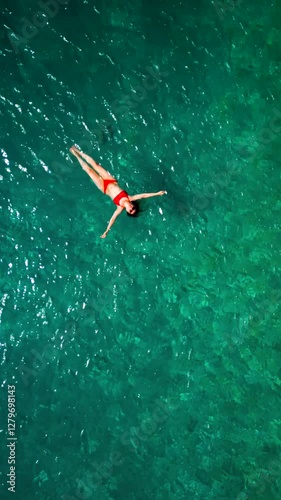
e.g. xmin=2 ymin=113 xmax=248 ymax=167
xmin=0 ymin=0 xmax=281 ymax=499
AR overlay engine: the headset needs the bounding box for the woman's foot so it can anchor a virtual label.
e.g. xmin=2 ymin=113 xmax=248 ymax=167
xmin=70 ymin=146 xmax=81 ymax=158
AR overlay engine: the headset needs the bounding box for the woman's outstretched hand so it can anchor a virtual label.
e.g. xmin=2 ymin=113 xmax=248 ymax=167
xmin=158 ymin=190 xmax=167 ymax=196
xmin=100 ymin=231 xmax=108 ymax=238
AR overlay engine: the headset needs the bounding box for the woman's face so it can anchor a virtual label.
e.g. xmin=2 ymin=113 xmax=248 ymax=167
xmin=125 ymin=202 xmax=136 ymax=215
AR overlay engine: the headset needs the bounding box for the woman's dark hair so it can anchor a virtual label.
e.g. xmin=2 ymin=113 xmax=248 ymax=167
xmin=127 ymin=200 xmax=140 ymax=217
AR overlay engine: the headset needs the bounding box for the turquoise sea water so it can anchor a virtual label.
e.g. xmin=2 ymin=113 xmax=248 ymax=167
xmin=1 ymin=0 xmax=281 ymax=498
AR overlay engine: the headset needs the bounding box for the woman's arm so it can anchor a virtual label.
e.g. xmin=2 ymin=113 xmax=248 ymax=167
xmin=100 ymin=207 xmax=123 ymax=238
xmin=130 ymin=191 xmax=167 ymax=201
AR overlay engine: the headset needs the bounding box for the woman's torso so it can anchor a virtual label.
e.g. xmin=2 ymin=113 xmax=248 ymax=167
xmin=106 ymin=182 xmax=130 ymax=205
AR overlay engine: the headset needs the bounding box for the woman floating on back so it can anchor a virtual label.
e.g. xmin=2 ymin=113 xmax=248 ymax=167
xmin=70 ymin=146 xmax=167 ymax=238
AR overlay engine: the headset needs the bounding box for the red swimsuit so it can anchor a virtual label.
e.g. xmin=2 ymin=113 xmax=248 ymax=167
xmin=103 ymin=179 xmax=129 ymax=207
xmin=113 ymin=190 xmax=129 ymax=206
xmin=103 ymin=179 xmax=117 ymax=193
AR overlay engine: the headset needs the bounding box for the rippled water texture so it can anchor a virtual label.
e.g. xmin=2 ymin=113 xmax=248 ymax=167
xmin=1 ymin=0 xmax=281 ymax=498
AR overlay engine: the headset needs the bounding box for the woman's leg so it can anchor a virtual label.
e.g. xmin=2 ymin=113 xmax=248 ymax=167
xmin=70 ymin=148 xmax=103 ymax=191
xmin=73 ymin=147 xmax=115 ymax=180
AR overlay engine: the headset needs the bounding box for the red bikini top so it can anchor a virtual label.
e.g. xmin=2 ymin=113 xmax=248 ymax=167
xmin=113 ymin=190 xmax=129 ymax=206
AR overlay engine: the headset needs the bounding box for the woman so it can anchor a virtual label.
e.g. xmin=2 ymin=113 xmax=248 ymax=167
xmin=70 ymin=146 xmax=167 ymax=238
